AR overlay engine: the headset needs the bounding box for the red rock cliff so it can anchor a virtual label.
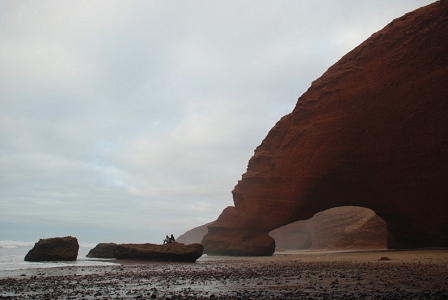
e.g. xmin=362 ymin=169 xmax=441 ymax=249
xmin=202 ymin=1 xmax=448 ymax=256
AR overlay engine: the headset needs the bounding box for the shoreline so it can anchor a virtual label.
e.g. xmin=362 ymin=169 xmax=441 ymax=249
xmin=1 ymin=249 xmax=447 ymax=299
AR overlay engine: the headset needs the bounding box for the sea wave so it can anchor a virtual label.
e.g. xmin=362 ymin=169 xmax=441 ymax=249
xmin=0 ymin=240 xmax=35 ymax=249
xmin=0 ymin=240 xmax=97 ymax=249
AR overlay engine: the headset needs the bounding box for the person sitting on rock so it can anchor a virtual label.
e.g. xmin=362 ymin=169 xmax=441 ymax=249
xmin=163 ymin=235 xmax=171 ymax=244
xmin=170 ymin=234 xmax=175 ymax=242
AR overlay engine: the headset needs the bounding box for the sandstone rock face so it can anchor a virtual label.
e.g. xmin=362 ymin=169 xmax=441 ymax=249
xmin=113 ymin=242 xmax=203 ymax=262
xmin=180 ymin=207 xmax=385 ymax=251
xmin=203 ymin=207 xmax=275 ymax=256
xmin=271 ymin=207 xmax=387 ymax=250
xmin=25 ymin=236 xmax=79 ymax=262
xmin=202 ymin=1 xmax=448 ymax=256
xmin=86 ymin=243 xmax=117 ymax=258
xmin=307 ymin=206 xmax=386 ymax=250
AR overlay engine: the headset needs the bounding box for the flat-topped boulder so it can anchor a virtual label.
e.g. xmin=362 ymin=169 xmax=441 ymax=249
xmin=113 ymin=242 xmax=203 ymax=262
xmin=86 ymin=243 xmax=117 ymax=258
xmin=25 ymin=236 xmax=79 ymax=262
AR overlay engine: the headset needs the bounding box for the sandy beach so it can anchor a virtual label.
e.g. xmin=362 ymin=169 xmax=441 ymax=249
xmin=1 ymin=249 xmax=447 ymax=299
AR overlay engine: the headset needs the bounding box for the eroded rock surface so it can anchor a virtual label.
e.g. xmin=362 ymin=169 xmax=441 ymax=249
xmin=202 ymin=1 xmax=448 ymax=256
xmin=25 ymin=236 xmax=79 ymax=262
xmin=180 ymin=207 xmax=385 ymax=251
xmin=271 ymin=207 xmax=387 ymax=250
xmin=307 ymin=206 xmax=386 ymax=250
xmin=113 ymin=242 xmax=203 ymax=262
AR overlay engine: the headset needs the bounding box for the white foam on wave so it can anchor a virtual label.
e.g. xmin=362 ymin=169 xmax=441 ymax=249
xmin=0 ymin=240 xmax=97 ymax=249
xmin=0 ymin=240 xmax=35 ymax=249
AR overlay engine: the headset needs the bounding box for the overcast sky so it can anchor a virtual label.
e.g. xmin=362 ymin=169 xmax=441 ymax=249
xmin=0 ymin=0 xmax=434 ymax=244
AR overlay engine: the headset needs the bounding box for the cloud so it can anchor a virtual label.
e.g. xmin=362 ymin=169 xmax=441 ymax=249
xmin=0 ymin=0 xmax=434 ymax=243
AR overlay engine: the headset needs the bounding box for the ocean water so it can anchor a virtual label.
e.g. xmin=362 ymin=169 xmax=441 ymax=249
xmin=0 ymin=240 xmax=119 ymax=272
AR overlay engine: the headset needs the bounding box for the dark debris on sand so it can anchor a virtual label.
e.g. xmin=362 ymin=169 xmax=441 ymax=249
xmin=0 ymin=259 xmax=447 ymax=299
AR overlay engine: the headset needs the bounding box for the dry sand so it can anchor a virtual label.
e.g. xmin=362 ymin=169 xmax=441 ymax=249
xmin=1 ymin=249 xmax=447 ymax=299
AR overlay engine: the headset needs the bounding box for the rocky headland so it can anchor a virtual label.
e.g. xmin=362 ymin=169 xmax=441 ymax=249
xmin=202 ymin=1 xmax=448 ymax=256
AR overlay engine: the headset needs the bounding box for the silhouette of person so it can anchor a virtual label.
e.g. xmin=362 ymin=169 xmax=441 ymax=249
xmin=170 ymin=234 xmax=175 ymax=242
xmin=163 ymin=235 xmax=170 ymax=244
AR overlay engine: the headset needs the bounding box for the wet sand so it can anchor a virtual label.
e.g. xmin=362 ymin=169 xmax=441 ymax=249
xmin=1 ymin=249 xmax=447 ymax=299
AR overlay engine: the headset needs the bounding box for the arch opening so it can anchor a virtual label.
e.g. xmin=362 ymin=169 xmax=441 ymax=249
xmin=269 ymin=206 xmax=387 ymax=251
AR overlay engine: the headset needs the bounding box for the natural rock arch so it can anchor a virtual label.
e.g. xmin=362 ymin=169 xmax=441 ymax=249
xmin=202 ymin=1 xmax=448 ymax=256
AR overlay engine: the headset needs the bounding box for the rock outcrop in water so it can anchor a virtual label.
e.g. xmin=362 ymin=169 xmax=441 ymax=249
xmin=202 ymin=1 xmax=448 ymax=256
xmin=25 ymin=236 xmax=79 ymax=262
